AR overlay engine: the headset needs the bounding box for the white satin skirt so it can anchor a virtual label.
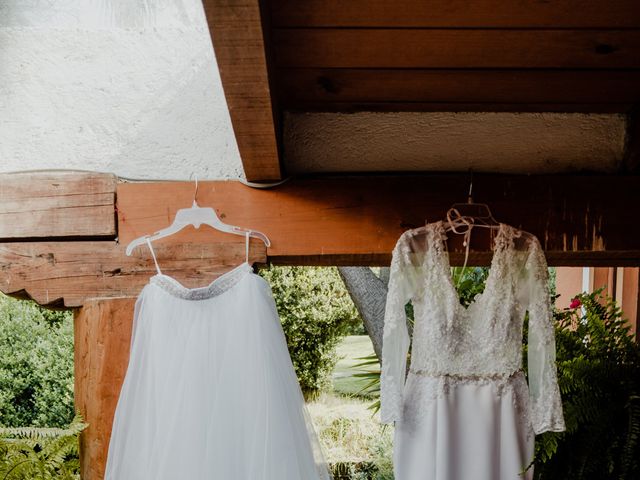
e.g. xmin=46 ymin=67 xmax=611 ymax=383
xmin=394 ymin=371 xmax=535 ymax=480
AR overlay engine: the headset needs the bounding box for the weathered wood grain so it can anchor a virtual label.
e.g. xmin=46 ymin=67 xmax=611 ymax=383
xmin=270 ymin=0 xmax=640 ymax=28
xmin=0 ymin=171 xmax=116 ymax=239
xmin=75 ymin=297 xmax=135 ymax=480
xmin=202 ymin=0 xmax=282 ymax=181
xmin=276 ymin=69 xmax=640 ymax=111
xmin=273 ymin=29 xmax=640 ymax=69
xmin=0 ymin=240 xmax=267 ymax=307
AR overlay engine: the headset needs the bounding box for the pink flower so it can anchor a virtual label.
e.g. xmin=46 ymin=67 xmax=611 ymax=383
xmin=569 ymin=298 xmax=582 ymax=309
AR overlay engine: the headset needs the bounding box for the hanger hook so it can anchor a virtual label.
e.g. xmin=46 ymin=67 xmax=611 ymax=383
xmin=192 ymin=174 xmax=199 ymax=207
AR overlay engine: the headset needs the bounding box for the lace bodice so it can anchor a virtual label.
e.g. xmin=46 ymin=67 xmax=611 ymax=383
xmin=380 ymin=221 xmax=565 ymax=435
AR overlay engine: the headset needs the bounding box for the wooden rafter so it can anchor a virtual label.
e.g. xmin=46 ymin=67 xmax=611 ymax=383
xmin=202 ymin=0 xmax=282 ymax=182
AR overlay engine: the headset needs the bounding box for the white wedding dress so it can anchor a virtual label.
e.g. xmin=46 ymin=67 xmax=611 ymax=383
xmin=381 ymin=221 xmax=566 ymax=480
xmin=105 ymin=237 xmax=330 ymax=480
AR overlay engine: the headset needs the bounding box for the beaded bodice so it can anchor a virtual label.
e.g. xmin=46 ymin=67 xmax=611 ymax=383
xmin=149 ymin=262 xmax=253 ymax=300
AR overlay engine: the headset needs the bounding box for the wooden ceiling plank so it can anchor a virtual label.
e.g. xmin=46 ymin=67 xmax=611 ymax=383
xmin=0 ymin=171 xmax=116 ymax=239
xmin=276 ymin=68 xmax=640 ymax=109
xmin=281 ymin=103 xmax=633 ymax=114
xmin=202 ymin=0 xmax=282 ymax=181
xmin=270 ymin=0 xmax=640 ymax=28
xmin=273 ymin=29 xmax=640 ymax=69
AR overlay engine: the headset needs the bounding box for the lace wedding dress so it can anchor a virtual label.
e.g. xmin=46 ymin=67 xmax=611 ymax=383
xmin=381 ymin=221 xmax=565 ymax=480
xmin=104 ymin=237 xmax=330 ymax=480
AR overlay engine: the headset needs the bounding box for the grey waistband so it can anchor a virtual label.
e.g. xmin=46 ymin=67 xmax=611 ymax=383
xmin=408 ymin=368 xmax=524 ymax=381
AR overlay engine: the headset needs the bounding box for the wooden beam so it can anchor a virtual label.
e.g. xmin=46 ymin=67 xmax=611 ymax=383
xmin=115 ymin=176 xmax=640 ymax=266
xmin=273 ymin=29 xmax=640 ymax=69
xmin=276 ymin=69 xmax=640 ymax=111
xmin=0 ymin=241 xmax=267 ymax=307
xmin=621 ymin=267 xmax=640 ymax=335
xmin=75 ymin=297 xmax=135 ymax=480
xmin=202 ymin=0 xmax=282 ymax=182
xmin=0 ymin=171 xmax=116 ymax=239
xmin=2 ymin=174 xmax=639 ymax=309
xmin=623 ymin=108 xmax=640 ymax=172
xmin=270 ymin=0 xmax=640 ymax=28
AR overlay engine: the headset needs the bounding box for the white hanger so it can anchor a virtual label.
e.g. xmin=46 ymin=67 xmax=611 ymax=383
xmin=125 ymin=176 xmax=271 ymax=256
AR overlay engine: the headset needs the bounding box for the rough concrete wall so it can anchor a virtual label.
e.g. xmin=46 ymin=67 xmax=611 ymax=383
xmin=284 ymin=112 xmax=627 ymax=174
xmin=0 ymin=0 xmax=243 ymax=180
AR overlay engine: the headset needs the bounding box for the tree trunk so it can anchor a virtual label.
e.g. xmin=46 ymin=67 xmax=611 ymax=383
xmin=337 ymin=267 xmax=389 ymax=361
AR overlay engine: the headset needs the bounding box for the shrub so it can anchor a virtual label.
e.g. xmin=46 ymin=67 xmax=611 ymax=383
xmin=259 ymin=266 xmax=360 ymax=398
xmin=0 ymin=294 xmax=74 ymax=428
xmin=533 ymin=289 xmax=640 ymax=480
xmin=0 ymin=413 xmax=86 ymax=479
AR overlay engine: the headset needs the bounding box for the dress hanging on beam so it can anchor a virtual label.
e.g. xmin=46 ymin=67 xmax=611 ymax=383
xmin=381 ymin=221 xmax=565 ymax=480
xmin=104 ymin=235 xmax=330 ymax=480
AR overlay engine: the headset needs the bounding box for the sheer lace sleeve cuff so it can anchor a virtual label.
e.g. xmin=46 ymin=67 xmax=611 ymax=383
xmin=380 ymin=231 xmax=415 ymax=424
xmin=524 ymin=237 xmax=566 ymax=435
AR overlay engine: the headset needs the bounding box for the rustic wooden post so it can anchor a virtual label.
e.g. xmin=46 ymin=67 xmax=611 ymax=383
xmin=74 ymin=298 xmax=136 ymax=480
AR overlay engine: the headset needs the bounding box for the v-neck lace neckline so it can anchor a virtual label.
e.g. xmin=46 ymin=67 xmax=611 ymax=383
xmin=432 ymin=220 xmax=509 ymax=312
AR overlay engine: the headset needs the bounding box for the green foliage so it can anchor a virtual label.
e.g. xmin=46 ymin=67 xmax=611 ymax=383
xmin=450 ymin=267 xmax=490 ymax=307
xmin=533 ymin=289 xmax=640 ymax=480
xmin=259 ymin=266 xmax=360 ymax=398
xmin=0 ymin=413 xmax=86 ymax=479
xmin=0 ymin=294 xmax=74 ymax=428
xmin=352 ymin=355 xmax=382 ymax=414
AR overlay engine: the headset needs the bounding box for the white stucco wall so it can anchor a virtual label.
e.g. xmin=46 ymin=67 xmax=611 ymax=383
xmin=0 ymin=0 xmax=243 ymax=180
xmin=284 ymin=112 xmax=627 ymax=174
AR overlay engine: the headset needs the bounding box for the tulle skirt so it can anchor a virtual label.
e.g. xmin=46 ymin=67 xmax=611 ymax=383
xmin=105 ymin=266 xmax=330 ymax=480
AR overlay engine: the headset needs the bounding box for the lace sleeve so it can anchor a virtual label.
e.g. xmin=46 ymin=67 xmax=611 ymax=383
xmin=380 ymin=231 xmax=417 ymax=424
xmin=523 ymin=237 xmax=566 ymax=435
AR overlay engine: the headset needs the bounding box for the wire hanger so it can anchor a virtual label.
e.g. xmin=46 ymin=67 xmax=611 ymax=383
xmin=125 ymin=175 xmax=271 ymax=257
xmin=445 ymin=171 xmax=499 ymax=230
xmin=443 ymin=171 xmax=501 ymax=274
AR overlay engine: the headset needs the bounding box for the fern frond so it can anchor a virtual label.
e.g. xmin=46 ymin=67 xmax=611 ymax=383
xmin=0 ymin=413 xmax=86 ymax=480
